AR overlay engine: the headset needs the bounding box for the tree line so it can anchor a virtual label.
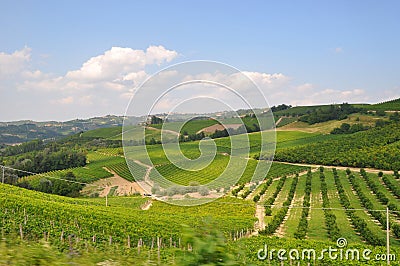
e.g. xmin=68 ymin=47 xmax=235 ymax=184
xmin=298 ymin=103 xmax=361 ymax=124
xmin=1 ymin=142 xmax=86 ymax=177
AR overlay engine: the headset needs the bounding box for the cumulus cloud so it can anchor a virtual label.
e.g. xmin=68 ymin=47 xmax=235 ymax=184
xmin=65 ymin=46 xmax=177 ymax=82
xmin=1 ymin=45 xmax=396 ymax=121
xmin=19 ymin=45 xmax=177 ymax=93
xmin=0 ymin=47 xmax=31 ymax=77
xmin=0 ymin=46 xmax=180 ymax=120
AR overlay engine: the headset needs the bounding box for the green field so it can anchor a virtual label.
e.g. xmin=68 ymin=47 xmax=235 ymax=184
xmin=2 ymin=104 xmax=400 ymax=265
xmin=150 ymin=118 xmax=219 ymax=135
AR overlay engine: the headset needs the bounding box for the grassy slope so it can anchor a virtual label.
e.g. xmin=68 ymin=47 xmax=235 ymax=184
xmin=368 ymin=97 xmax=400 ymax=111
xmin=81 ymin=126 xmax=123 ymax=139
xmin=278 ymin=113 xmax=384 ymax=133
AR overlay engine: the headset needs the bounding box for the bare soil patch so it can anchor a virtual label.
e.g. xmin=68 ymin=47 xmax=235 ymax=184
xmin=198 ymin=124 xmax=242 ymax=134
xmin=84 ymin=168 xmax=145 ymax=197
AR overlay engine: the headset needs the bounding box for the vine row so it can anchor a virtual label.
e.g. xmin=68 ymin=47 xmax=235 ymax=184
xmin=264 ymin=176 xmax=287 ymax=216
xmin=294 ymin=169 xmax=312 ymax=239
xmin=260 ymin=175 xmax=298 ymax=235
xmin=319 ymin=167 xmax=340 ymax=241
xmin=332 ymin=168 xmax=384 ymax=246
xmin=253 ymin=177 xmax=273 ymax=202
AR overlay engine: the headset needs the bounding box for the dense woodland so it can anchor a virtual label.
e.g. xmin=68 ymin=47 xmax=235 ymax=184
xmin=1 ymin=142 xmax=86 ymax=180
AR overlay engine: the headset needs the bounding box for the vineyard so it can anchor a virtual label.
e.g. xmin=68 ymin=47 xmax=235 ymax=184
xmin=369 ymin=98 xmax=400 ymax=111
xmin=150 ymin=118 xmax=219 ymax=135
xmin=0 ymin=183 xmax=255 ymax=246
xmin=2 ymin=113 xmax=400 ymax=264
xmin=275 ymin=122 xmax=400 ymax=170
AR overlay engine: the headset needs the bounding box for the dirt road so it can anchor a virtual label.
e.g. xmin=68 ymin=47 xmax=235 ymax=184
xmin=277 ymin=161 xmax=394 ymax=175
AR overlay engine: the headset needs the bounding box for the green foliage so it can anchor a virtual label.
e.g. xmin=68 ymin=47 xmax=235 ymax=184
xmin=319 ymin=168 xmax=340 ymax=241
xmin=369 ymin=98 xmax=400 ymax=111
xmin=333 ymin=169 xmax=385 ymax=246
xmin=390 ymin=112 xmax=400 ymax=122
xmin=330 ymin=123 xmax=369 ymax=134
xmin=271 ymin=104 xmax=292 ymax=112
xmin=293 ymin=170 xmax=312 ymax=239
xmin=4 ymin=144 xmax=87 ymax=179
xmin=107 ymin=160 xmax=147 ymax=182
xmin=1 ymin=139 xmax=44 ymax=156
xmin=231 ymin=184 xmax=244 ymax=197
xmin=382 ymin=174 xmax=400 ymax=198
xmin=234 ymin=236 xmax=399 ymax=265
xmin=261 ymin=176 xmax=298 ymax=235
xmin=80 ymin=126 xmax=122 ymax=139
xmin=263 ymin=176 xmax=287 ymax=216
xmin=298 ymin=103 xmax=361 ymax=124
xmin=252 ymin=177 xmax=273 ymax=203
xmin=276 ymin=117 xmax=297 ymax=127
xmin=275 ymin=122 xmax=400 ymax=170
xmin=181 ymin=118 xmax=219 ymax=135
xmin=177 ymin=223 xmax=238 ymax=266
xmin=149 ymin=115 xmax=163 ymax=125
xmin=0 ymin=184 xmax=255 ymax=249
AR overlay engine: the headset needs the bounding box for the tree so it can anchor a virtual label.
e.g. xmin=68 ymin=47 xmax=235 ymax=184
xmin=340 ymin=123 xmax=351 ymax=132
xmin=376 ymin=110 xmax=386 ymax=116
xmin=390 ymin=112 xmax=400 ymax=122
xmin=149 ymin=115 xmax=163 ymax=125
xmin=198 ymin=186 xmax=209 ymax=196
xmin=375 ymin=119 xmax=386 ymax=127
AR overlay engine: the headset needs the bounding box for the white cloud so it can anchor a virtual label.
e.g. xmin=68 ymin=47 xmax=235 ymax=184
xmin=0 ymin=47 xmax=31 ymax=77
xmin=65 ymin=46 xmax=177 ymax=82
xmin=145 ymin=45 xmax=178 ymax=65
xmin=1 ymin=45 xmax=396 ymax=121
xmin=242 ymin=72 xmax=289 ymax=87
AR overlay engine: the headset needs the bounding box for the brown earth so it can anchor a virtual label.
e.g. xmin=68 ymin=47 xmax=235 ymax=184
xmin=83 ymin=168 xmax=145 ymax=197
xmin=198 ymin=124 xmax=242 ymax=134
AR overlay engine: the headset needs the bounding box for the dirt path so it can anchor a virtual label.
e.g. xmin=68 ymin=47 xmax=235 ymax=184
xmin=146 ymin=126 xmax=180 ymax=136
xmin=86 ymin=168 xmax=145 ymax=197
xmin=197 ymin=124 xmax=242 ymax=134
xmin=275 ymin=117 xmax=283 ymax=126
xmin=277 ymin=161 xmax=394 ymax=175
xmin=132 ymin=159 xmax=154 ymax=192
xmin=253 ymin=204 xmax=266 ymax=235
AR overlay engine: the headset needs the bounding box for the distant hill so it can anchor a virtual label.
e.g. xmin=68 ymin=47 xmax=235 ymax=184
xmin=0 ymin=115 xmax=128 ymax=144
xmin=1 ymin=97 xmax=399 ymax=145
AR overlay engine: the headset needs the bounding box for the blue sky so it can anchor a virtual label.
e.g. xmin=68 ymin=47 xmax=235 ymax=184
xmin=0 ymin=0 xmax=399 ymax=121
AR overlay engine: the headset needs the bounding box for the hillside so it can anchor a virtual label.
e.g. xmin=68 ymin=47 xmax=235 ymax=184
xmin=369 ymin=97 xmax=400 ymax=111
xmin=275 ymin=122 xmax=400 ymax=170
xmin=1 ymin=100 xmax=400 ymax=265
